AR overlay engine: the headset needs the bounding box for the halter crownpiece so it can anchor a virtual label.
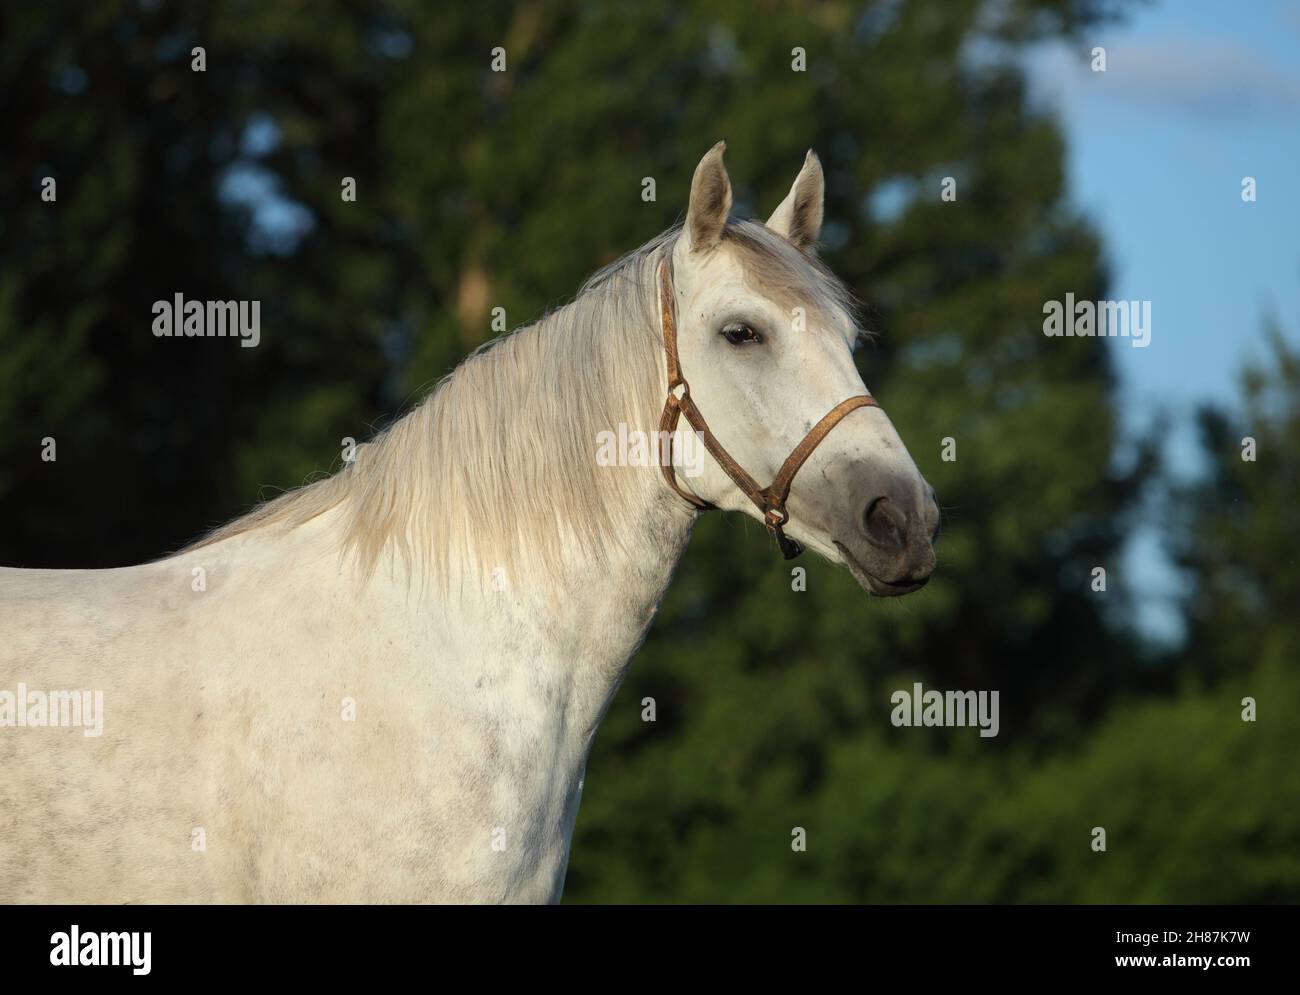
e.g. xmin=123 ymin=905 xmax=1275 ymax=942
xmin=655 ymin=259 xmax=880 ymax=560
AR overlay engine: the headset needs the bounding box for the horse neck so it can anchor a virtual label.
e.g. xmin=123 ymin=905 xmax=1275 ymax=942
xmin=538 ymin=468 xmax=696 ymax=740
xmin=434 ymin=270 xmax=698 ymax=739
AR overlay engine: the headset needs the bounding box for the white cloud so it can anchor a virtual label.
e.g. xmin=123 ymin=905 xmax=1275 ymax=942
xmin=1028 ymin=35 xmax=1300 ymax=121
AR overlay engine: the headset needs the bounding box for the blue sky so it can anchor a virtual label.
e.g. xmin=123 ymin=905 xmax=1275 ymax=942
xmin=1025 ymin=0 xmax=1300 ymax=641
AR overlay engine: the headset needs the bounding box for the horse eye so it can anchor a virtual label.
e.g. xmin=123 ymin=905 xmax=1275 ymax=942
xmin=721 ymin=322 xmax=762 ymax=345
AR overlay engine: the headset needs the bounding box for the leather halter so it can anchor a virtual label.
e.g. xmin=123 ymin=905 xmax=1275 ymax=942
xmin=656 ymin=259 xmax=879 ymax=560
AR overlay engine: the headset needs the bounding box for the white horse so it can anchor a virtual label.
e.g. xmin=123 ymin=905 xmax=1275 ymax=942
xmin=0 ymin=144 xmax=938 ymax=903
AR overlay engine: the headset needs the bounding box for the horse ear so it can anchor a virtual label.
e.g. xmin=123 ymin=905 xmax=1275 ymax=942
xmin=683 ymin=141 xmax=732 ymax=253
xmin=766 ymin=150 xmax=824 ymax=251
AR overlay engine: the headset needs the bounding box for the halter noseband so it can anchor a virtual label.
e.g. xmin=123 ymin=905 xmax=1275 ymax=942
xmin=656 ymin=259 xmax=879 ymax=560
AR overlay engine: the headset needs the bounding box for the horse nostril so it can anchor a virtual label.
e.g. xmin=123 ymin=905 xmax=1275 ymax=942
xmin=863 ymin=496 xmax=907 ymax=551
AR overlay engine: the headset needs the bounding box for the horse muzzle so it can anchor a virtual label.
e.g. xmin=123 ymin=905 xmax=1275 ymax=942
xmin=833 ymin=483 xmax=940 ymax=597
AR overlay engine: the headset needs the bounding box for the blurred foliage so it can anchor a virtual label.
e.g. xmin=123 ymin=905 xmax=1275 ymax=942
xmin=0 ymin=0 xmax=1292 ymax=902
xmin=1171 ymin=326 xmax=1300 ymax=681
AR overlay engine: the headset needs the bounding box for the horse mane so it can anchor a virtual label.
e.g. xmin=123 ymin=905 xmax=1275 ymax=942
xmin=180 ymin=220 xmax=858 ymax=589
